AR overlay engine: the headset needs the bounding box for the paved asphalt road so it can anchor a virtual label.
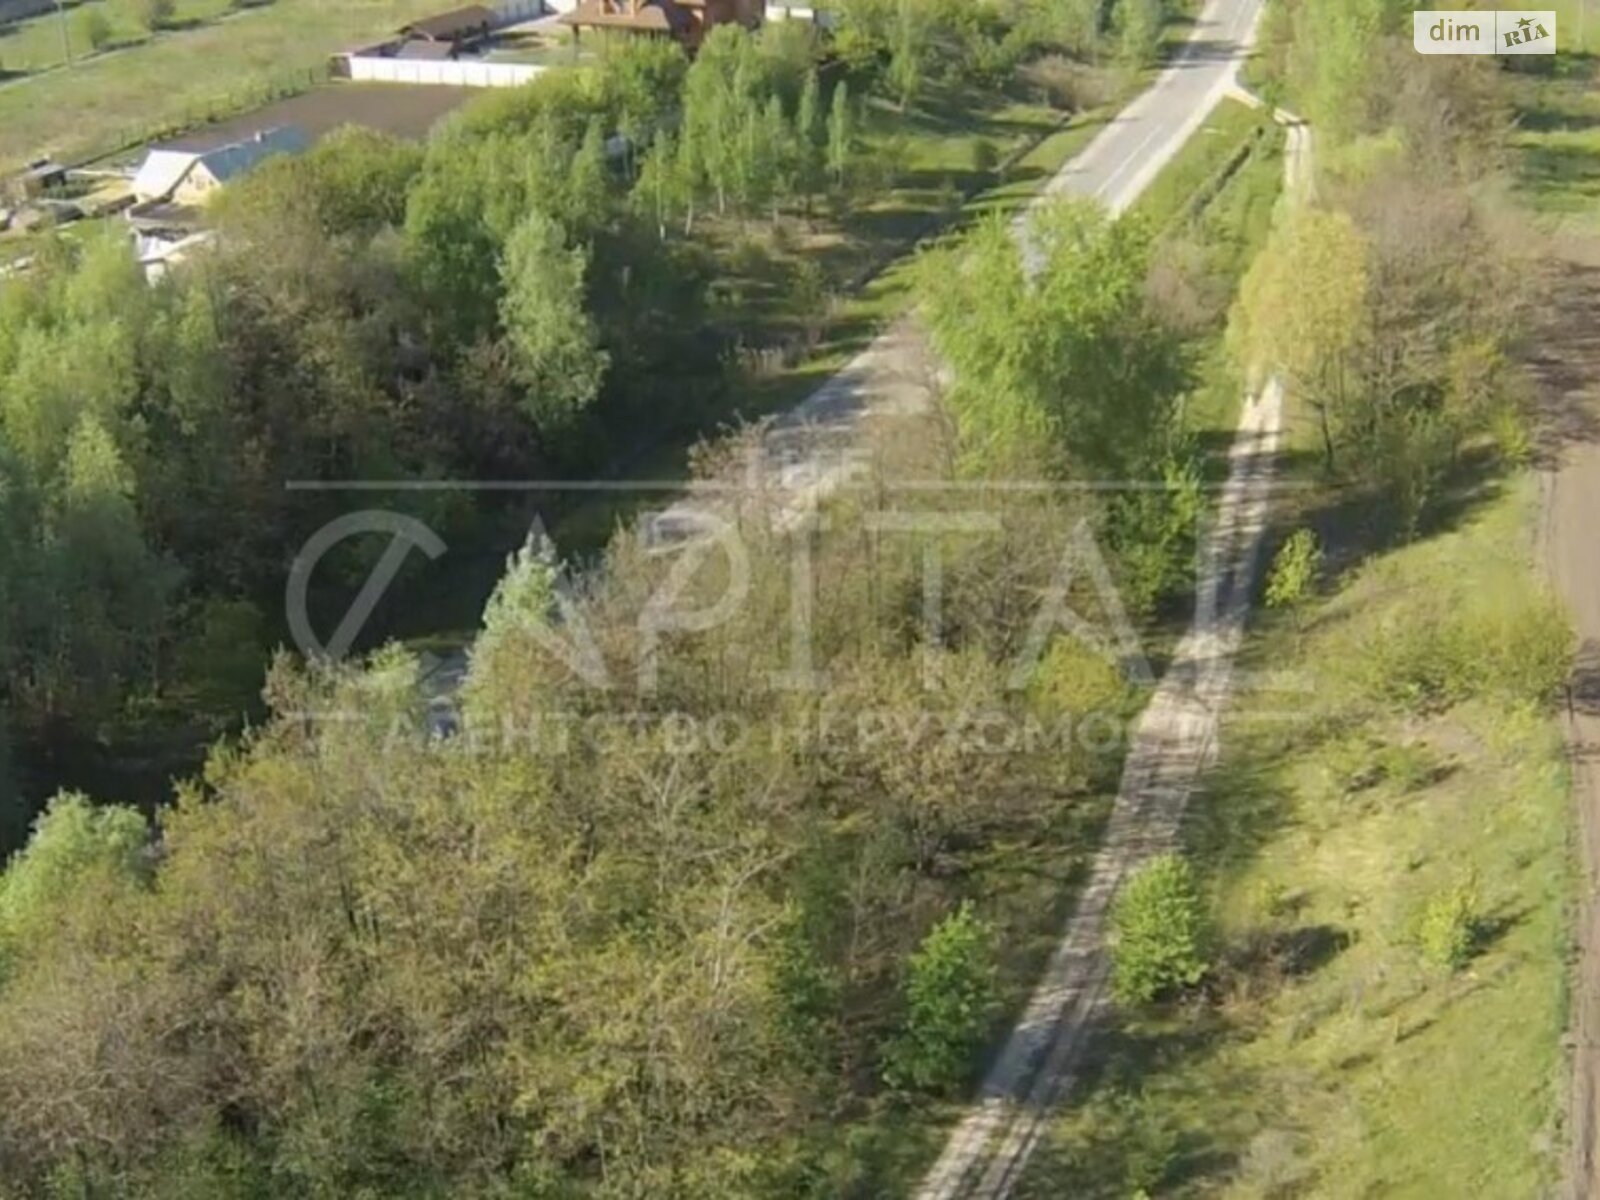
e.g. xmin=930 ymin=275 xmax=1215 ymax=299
xmin=1041 ymin=0 xmax=1266 ymax=217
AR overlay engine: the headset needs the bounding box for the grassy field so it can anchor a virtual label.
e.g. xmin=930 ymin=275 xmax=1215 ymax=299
xmin=1131 ymin=97 xmax=1276 ymax=236
xmin=1016 ymin=475 xmax=1572 ymax=1198
xmin=0 ymin=0 xmax=232 ymax=74
xmin=0 ymin=0 xmax=454 ymax=169
xmin=1511 ymin=55 xmax=1600 ymax=232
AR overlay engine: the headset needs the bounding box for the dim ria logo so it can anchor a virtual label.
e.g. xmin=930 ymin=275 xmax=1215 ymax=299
xmin=1414 ymin=9 xmax=1556 ymax=54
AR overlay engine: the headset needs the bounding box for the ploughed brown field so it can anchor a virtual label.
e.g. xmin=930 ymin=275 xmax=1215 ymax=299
xmin=150 ymin=82 xmax=477 ymax=153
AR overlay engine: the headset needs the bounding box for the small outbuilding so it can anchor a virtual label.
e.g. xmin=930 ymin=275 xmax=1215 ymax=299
xmin=398 ymin=5 xmax=498 ymax=51
xmin=4 ymin=158 xmax=67 ymax=204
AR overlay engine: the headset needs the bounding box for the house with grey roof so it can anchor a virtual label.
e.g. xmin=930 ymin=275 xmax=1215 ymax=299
xmin=131 ymin=126 xmax=310 ymax=206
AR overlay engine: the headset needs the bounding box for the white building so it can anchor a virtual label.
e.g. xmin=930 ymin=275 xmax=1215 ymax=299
xmin=131 ymin=127 xmax=310 ymax=206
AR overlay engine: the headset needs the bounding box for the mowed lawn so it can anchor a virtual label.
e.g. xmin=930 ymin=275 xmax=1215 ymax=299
xmin=0 ymin=0 xmax=457 ymax=169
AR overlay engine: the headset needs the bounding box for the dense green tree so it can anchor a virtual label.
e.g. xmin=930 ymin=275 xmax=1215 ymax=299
xmin=1113 ymin=0 xmax=1163 ymax=66
xmin=135 ymin=0 xmax=175 ymax=32
xmin=0 ymin=792 xmax=147 ymax=961
xmin=79 ymin=7 xmax=112 ymax=51
xmin=920 ymin=200 xmax=1182 ymax=478
xmin=600 ymin=36 xmax=689 ymax=176
xmin=570 ymin=116 xmax=616 ymax=238
xmin=888 ymin=0 xmax=928 ymax=110
xmin=1284 ymin=0 xmax=1394 ymax=143
xmin=217 ymin=126 xmax=422 ymax=241
xmin=20 ymin=416 xmax=177 ymax=732
xmin=795 ymin=68 xmax=826 ymax=202
xmin=1230 ymin=208 xmax=1369 ymax=469
xmin=498 ymin=210 xmax=609 ymax=433
xmin=1265 ymin=528 xmax=1322 ymax=616
xmin=883 ymin=903 xmax=996 ymax=1093
xmin=635 ymin=130 xmax=688 ymax=239
xmin=827 ymin=79 xmax=854 ymax=191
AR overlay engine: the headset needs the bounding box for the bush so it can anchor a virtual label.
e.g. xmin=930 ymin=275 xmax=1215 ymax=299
xmin=1417 ymin=878 xmax=1480 ymax=971
xmin=883 ymin=903 xmax=995 ymax=1094
xmin=1265 ymin=528 xmax=1321 ymax=614
xmin=1114 ymin=0 xmax=1162 ymax=67
xmin=1110 ymin=854 xmax=1212 ymax=1005
xmin=1355 ymin=589 xmax=1573 ymax=713
xmin=1107 ymin=450 xmax=1204 ymax=615
xmin=134 ymin=0 xmax=175 ymax=32
xmin=79 ymin=8 xmax=113 ymax=52
xmin=1027 ymin=635 xmax=1135 ymax=720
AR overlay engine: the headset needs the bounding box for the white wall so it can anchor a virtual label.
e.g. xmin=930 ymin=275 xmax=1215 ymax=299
xmin=492 ymin=0 xmax=548 ymax=21
xmin=345 ymin=57 xmax=547 ymax=87
xmin=765 ymin=4 xmax=837 ymax=27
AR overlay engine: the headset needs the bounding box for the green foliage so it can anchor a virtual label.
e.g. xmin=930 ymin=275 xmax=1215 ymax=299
xmin=1265 ymin=528 xmax=1321 ymax=612
xmin=1113 ymin=0 xmax=1163 ymax=66
xmin=1107 ymin=447 xmax=1205 ymax=615
xmin=1028 ymin=636 xmax=1136 ymax=724
xmin=0 ymin=793 xmax=147 ymax=955
xmin=920 ymin=200 xmax=1182 ymax=479
xmin=1352 ymin=587 xmax=1574 ymax=713
xmin=969 ymin=135 xmax=999 ymax=176
xmin=770 ymin=902 xmax=842 ymax=1064
xmin=460 ymin=536 xmax=566 ymax=729
xmin=175 ymin=599 xmax=268 ymax=717
xmin=80 ymin=7 xmax=113 ymax=52
xmin=0 ymin=14 xmax=1203 ymax=1193
xmin=1110 ymin=855 xmax=1211 ymax=1005
xmin=887 ymin=0 xmax=927 ymax=110
xmin=498 ymin=209 xmax=609 ymax=432
xmin=828 ymin=79 xmax=854 ymax=191
xmin=1231 ymin=207 xmax=1368 ymax=468
xmin=218 ymin=126 xmax=423 ymax=240
xmin=1030 ymin=0 xmax=1103 ymax=57
xmin=600 ymin=35 xmax=689 ymax=153
xmin=135 ymin=0 xmax=176 ymax=32
xmin=883 ymin=903 xmax=996 ymax=1094
xmin=796 ymin=68 xmax=826 ymax=194
xmin=1417 ymin=877 xmax=1481 ymax=972
xmin=1281 ymin=0 xmax=1396 ymax=144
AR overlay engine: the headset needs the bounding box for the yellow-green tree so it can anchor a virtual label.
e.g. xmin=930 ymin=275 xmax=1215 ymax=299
xmin=1230 ymin=207 xmax=1369 ymax=469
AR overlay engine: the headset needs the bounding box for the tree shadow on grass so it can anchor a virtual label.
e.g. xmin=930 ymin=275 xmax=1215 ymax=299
xmin=1517 ymin=105 xmax=1600 ymax=135
xmin=1519 ymin=143 xmax=1600 ymax=204
xmin=1256 ymin=445 xmax=1508 ymax=600
xmin=1185 ymin=724 xmax=1300 ymax=875
xmin=1022 ymin=1012 xmax=1263 ymax=1198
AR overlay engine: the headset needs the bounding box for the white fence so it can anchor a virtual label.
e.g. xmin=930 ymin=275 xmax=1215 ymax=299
xmin=345 ymin=56 xmax=547 ymax=87
xmin=338 ymin=0 xmax=554 ymax=88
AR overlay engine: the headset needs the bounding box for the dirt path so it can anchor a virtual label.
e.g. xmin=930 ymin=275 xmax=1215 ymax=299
xmin=1533 ymin=239 xmax=1600 ymax=1200
xmin=912 ymin=113 xmax=1306 ymax=1200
